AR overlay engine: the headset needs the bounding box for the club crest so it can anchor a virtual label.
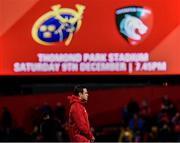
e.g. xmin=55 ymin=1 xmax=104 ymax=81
xmin=32 ymin=4 xmax=85 ymax=46
xmin=115 ymin=6 xmax=153 ymax=45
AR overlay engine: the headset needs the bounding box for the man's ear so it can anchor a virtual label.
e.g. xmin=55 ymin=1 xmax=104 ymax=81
xmin=78 ymin=92 xmax=82 ymax=97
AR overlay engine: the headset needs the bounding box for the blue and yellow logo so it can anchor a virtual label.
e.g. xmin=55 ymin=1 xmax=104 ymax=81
xmin=32 ymin=4 xmax=85 ymax=46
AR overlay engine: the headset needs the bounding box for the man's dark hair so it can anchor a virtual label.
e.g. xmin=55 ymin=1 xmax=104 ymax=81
xmin=73 ymin=85 xmax=85 ymax=96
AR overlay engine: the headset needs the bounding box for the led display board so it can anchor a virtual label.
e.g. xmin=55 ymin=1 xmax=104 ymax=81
xmin=0 ymin=0 xmax=180 ymax=75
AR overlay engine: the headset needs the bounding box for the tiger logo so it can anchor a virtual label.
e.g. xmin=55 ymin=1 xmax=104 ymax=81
xmin=120 ymin=14 xmax=148 ymax=41
xmin=115 ymin=6 xmax=153 ymax=46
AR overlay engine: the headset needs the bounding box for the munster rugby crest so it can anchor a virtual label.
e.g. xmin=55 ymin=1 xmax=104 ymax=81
xmin=32 ymin=4 xmax=85 ymax=46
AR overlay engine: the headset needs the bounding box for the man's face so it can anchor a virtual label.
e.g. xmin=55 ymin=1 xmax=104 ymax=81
xmin=79 ymin=88 xmax=89 ymax=102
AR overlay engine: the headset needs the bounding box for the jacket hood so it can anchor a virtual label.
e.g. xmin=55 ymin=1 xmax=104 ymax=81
xmin=68 ymin=95 xmax=86 ymax=106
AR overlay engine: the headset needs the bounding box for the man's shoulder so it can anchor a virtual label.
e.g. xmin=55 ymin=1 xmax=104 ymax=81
xmin=70 ymin=102 xmax=82 ymax=111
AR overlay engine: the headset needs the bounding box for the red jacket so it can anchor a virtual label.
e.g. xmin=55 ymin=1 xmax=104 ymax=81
xmin=68 ymin=95 xmax=93 ymax=142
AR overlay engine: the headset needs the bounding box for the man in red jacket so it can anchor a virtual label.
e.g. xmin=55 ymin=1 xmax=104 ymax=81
xmin=68 ymin=85 xmax=95 ymax=142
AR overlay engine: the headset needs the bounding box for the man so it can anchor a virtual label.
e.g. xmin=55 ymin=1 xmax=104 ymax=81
xmin=68 ymin=85 xmax=95 ymax=142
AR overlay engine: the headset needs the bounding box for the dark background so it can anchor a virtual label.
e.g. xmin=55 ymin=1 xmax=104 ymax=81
xmin=1 ymin=75 xmax=180 ymax=95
